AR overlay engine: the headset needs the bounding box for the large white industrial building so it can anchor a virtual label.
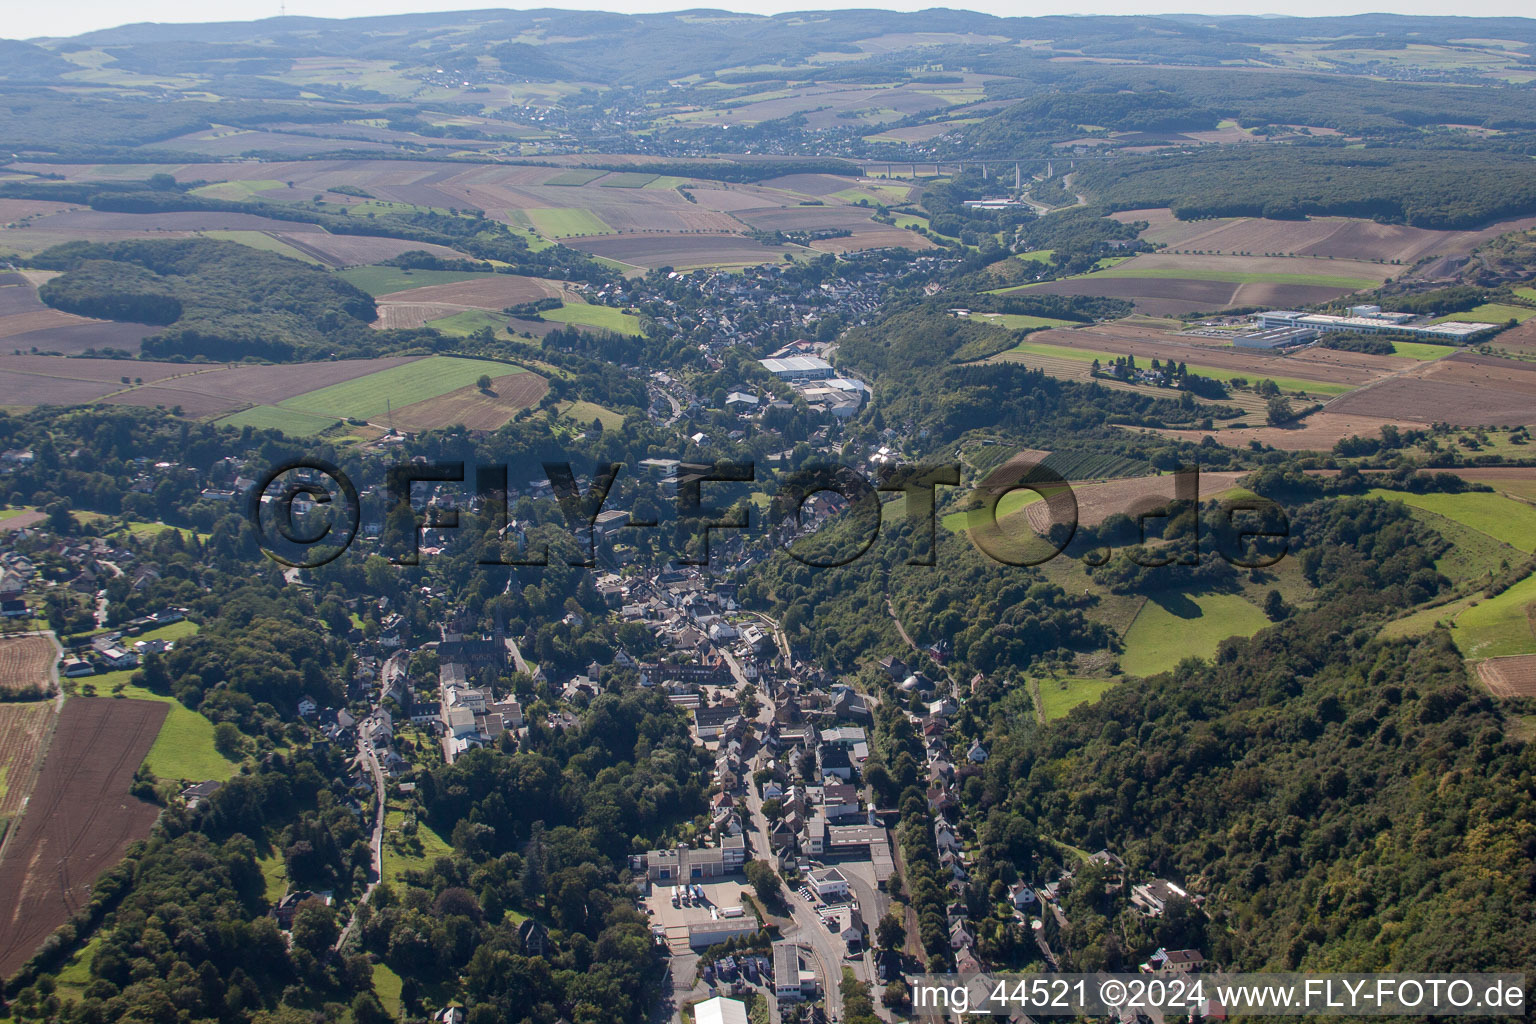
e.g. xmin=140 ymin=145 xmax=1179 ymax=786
xmin=1253 ymin=307 xmax=1499 ymax=342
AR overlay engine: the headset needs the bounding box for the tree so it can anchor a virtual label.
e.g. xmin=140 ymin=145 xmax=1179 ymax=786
xmin=745 ymin=859 xmax=782 ymax=906
xmin=877 ymin=911 xmax=906 ymax=951
xmin=1263 ymin=588 xmax=1291 ymax=622
xmin=290 ymin=900 xmax=338 ymax=956
xmin=477 ymin=373 xmax=493 ymax=391
xmin=1265 ymin=396 xmax=1296 ymax=426
xmin=761 ymin=798 xmax=783 ymax=822
xmin=351 ymin=992 xmax=391 ymax=1024
xmin=213 ymin=721 xmax=245 ymax=760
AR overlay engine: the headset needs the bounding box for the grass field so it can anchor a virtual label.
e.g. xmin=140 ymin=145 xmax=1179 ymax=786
xmin=197 ymin=230 xmax=322 ymax=264
xmin=541 ymin=301 xmax=642 ymax=335
xmin=1434 ymin=303 xmax=1536 ymax=324
xmin=1089 ymin=263 xmax=1379 ymax=289
xmin=940 ymin=488 xmax=1045 ymax=532
xmin=269 ymin=356 xmax=528 ymax=423
xmin=1390 ymin=341 xmax=1460 ymax=361
xmin=257 ymin=851 xmax=287 ymax=902
xmin=91 ymin=672 xmax=239 ymax=783
xmin=1015 ymin=249 xmax=1056 ymax=265
xmin=518 ymin=208 xmax=612 ymax=237
xmin=216 ymin=405 xmax=342 ymax=435
xmin=969 ymin=312 xmax=1077 ymax=330
xmin=1454 ymin=573 xmax=1536 ymax=660
xmin=1001 ymin=339 xmax=1352 ymax=396
xmin=1365 ymin=489 xmax=1536 ymax=553
xmin=373 ymin=963 xmax=404 ymax=1018
xmin=189 ymin=180 xmax=284 ymax=200
xmin=1381 ymin=593 xmax=1480 ymax=641
xmin=1038 ymin=676 xmax=1119 ymax=720
xmin=1120 ymin=592 xmax=1271 ymax=677
xmin=383 ymin=805 xmax=454 ymax=885
xmin=557 ymin=400 xmax=627 ymax=431
xmin=424 ymin=309 xmax=515 ymax=339
xmin=337 ymin=266 xmax=491 ymax=296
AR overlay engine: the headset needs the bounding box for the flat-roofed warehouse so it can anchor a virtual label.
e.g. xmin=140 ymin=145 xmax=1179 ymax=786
xmin=1254 ymin=310 xmax=1499 ymax=342
xmin=760 ymin=356 xmax=834 ymax=380
xmin=1231 ymin=326 xmax=1317 ymax=349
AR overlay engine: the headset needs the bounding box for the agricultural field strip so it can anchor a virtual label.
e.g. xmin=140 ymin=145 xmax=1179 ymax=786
xmin=271 ymin=356 xmax=529 ymax=422
xmin=1000 ymin=338 xmax=1354 ymax=395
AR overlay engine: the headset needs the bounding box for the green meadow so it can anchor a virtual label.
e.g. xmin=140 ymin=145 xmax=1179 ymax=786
xmin=1120 ymin=592 xmax=1271 ymax=677
xmin=969 ymin=312 xmax=1077 ymax=330
xmin=215 ymin=405 xmax=342 ymax=436
xmin=275 ymin=357 xmax=527 ymax=421
xmin=1365 ymin=489 xmax=1536 ymax=553
xmin=1091 ymin=263 xmax=1378 ymax=289
xmin=90 ymin=671 xmax=240 ymax=784
xmin=541 ymin=301 xmax=642 ymax=335
xmin=1038 ymin=676 xmax=1120 ymax=720
xmin=516 ymin=208 xmax=612 ymax=237
xmin=1453 ymin=574 xmax=1536 ymax=660
xmin=1389 ymin=340 xmax=1459 ymax=361
xmin=1434 ymin=303 xmax=1536 ymax=324
xmin=1001 ymin=339 xmax=1352 ymax=396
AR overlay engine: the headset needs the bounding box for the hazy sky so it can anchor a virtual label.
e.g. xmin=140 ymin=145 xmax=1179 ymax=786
xmin=10 ymin=0 xmax=1536 ymax=41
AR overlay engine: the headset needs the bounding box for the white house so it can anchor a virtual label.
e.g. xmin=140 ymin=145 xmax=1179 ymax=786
xmin=808 ymin=866 xmax=850 ymax=902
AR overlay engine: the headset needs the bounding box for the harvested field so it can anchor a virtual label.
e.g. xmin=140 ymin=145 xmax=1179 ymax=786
xmin=22 ymin=208 xmax=328 ymax=234
xmin=736 ymin=206 xmax=886 ymax=231
xmin=0 ymin=309 xmax=76 ymax=339
xmin=1327 ymin=352 xmax=1536 ymax=427
xmin=1141 ymin=411 xmax=1432 ymax=451
xmin=0 ymin=278 xmax=45 ymax=317
xmin=0 ymin=701 xmax=55 ymax=822
xmin=760 ymin=174 xmax=861 ymax=196
xmin=0 ymin=200 xmax=80 ymax=224
xmin=1023 ymin=471 xmax=1247 ymax=532
xmin=3 ymin=317 xmax=159 ymax=356
xmin=372 ymin=302 xmax=473 ymax=330
xmin=1478 ymin=654 xmax=1536 ymax=697
xmin=1016 ymin=325 xmax=1398 ymax=389
xmin=987 ymin=344 xmax=1271 ymax=415
xmin=1483 ymin=319 xmax=1536 ymax=358
xmin=270 ymin=232 xmax=461 ymax=268
xmin=389 ymin=371 xmax=550 ymax=431
xmin=0 ymin=354 xmax=419 ymax=414
xmin=0 ymin=696 xmax=167 ymax=978
xmin=688 ymin=187 xmax=797 ymax=213
xmin=810 ymin=226 xmax=938 ymax=253
xmin=0 ymin=511 xmax=43 ymax=532
xmin=376 ymin=274 xmax=561 ymax=311
xmin=0 ymin=635 xmax=58 ymax=698
xmin=0 ymin=367 xmax=119 ymax=407
xmin=205 ymin=356 xmax=544 ymax=432
xmin=1020 ymin=272 xmax=1365 ymax=316
xmin=567 ymin=232 xmax=794 ymax=269
xmin=1110 ymin=209 xmax=1536 ymax=264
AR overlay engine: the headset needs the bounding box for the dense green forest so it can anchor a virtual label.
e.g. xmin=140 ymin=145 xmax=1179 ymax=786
xmin=1074 ymin=146 xmax=1536 ymax=228
xmin=35 ymin=239 xmax=387 ymax=361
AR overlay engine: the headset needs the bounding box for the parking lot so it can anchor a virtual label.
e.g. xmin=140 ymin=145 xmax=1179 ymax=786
xmin=643 ymin=876 xmax=760 ymax=950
